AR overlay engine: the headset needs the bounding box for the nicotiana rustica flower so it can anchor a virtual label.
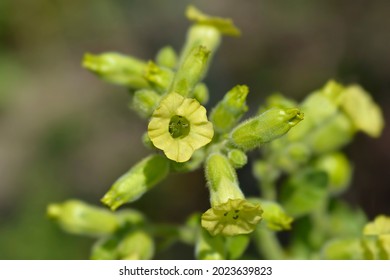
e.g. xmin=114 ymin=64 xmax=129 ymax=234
xmin=148 ymin=92 xmax=214 ymax=162
xmin=202 ymin=198 xmax=263 ymax=236
xmin=201 ymin=153 xmax=263 ymax=236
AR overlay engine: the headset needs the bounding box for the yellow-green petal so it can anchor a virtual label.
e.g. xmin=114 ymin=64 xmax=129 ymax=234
xmin=148 ymin=92 xmax=213 ymax=162
xmin=201 ymin=199 xmax=263 ymax=236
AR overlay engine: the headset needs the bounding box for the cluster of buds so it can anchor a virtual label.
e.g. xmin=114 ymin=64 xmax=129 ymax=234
xmin=47 ymin=5 xmax=385 ymax=260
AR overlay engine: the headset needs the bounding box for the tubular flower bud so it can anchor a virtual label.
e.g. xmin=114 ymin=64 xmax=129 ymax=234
xmin=170 ymin=45 xmax=211 ymax=97
xmin=148 ymin=92 xmax=214 ymax=162
xmin=230 ymin=108 xmax=304 ymax=151
xmin=202 ymin=153 xmax=262 ymax=236
xmin=131 ymin=89 xmax=161 ymax=118
xmin=82 ymin=52 xmax=148 ymax=88
xmin=210 ymin=85 xmax=249 ymax=133
xmin=101 ymin=155 xmax=170 ymax=210
xmin=47 ymin=200 xmax=119 ymax=237
xmin=227 ymin=148 xmax=248 ymax=169
xmin=177 ymin=6 xmax=241 ymax=88
xmin=156 ymin=45 xmax=178 ymax=69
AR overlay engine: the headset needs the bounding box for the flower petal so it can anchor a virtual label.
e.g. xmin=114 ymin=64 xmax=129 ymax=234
xmin=201 ymin=199 xmax=263 ymax=236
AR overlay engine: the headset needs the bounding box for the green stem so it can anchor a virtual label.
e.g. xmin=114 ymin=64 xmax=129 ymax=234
xmin=254 ymin=226 xmax=285 ymax=259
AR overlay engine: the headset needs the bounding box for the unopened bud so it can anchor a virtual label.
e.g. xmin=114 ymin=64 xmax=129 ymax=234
xmin=230 ymin=108 xmax=304 ymax=151
xmin=156 ymin=46 xmax=178 ymax=69
xmin=82 ymin=52 xmax=148 ymax=88
xmin=47 ymin=200 xmax=119 ymax=237
xmin=211 ymin=85 xmax=249 ymax=133
xmin=101 ymin=155 xmax=170 ymax=210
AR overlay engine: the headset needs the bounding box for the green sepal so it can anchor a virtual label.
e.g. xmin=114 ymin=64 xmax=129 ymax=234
xmin=210 ymin=85 xmax=249 ymax=133
xmin=101 ymin=155 xmax=170 ymax=210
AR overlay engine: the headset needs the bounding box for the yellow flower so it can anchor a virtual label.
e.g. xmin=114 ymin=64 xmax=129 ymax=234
xmin=148 ymin=92 xmax=214 ymax=162
xmin=201 ymin=198 xmax=263 ymax=236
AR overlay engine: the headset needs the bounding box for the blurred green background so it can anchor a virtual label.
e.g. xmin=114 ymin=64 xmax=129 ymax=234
xmin=0 ymin=0 xmax=389 ymax=259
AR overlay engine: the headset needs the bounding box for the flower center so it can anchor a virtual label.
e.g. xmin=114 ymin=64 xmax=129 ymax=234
xmin=169 ymin=115 xmax=190 ymax=138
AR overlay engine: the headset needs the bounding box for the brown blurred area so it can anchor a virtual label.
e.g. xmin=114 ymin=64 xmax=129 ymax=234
xmin=0 ymin=0 xmax=389 ymax=259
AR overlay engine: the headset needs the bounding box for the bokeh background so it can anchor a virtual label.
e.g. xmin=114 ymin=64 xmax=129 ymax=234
xmin=1 ymin=0 xmax=389 ymax=259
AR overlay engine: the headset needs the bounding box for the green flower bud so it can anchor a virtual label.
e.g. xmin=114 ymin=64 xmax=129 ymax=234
xmin=321 ymin=80 xmax=345 ymax=103
xmin=91 ymin=229 xmax=154 ymax=260
xmin=193 ymin=83 xmax=209 ymax=104
xmin=314 ymin=152 xmax=353 ymax=194
xmin=305 ymin=112 xmax=355 ymax=154
xmin=205 ymin=153 xmax=243 ymax=206
xmin=101 ymin=155 xmax=170 ymax=210
xmin=131 ymin=89 xmax=161 ymax=118
xmin=339 ymin=85 xmax=384 ymax=138
xmin=287 ymin=91 xmax=338 ymax=141
xmin=47 ymin=200 xmax=119 ymax=237
xmin=210 ymin=85 xmax=249 ymax=133
xmin=249 ymin=198 xmax=293 ymax=231
xmin=82 ymin=52 xmax=148 ymax=88
xmin=227 ymin=149 xmax=248 ymax=169
xmin=202 ymin=153 xmax=262 ymax=236
xmin=321 ymin=238 xmax=364 ymax=260
xmin=117 ymin=230 xmax=155 ymax=260
xmin=156 ymin=45 xmax=178 ymax=69
xmin=144 ymin=61 xmax=174 ymax=93
xmin=257 ymin=93 xmax=297 ymax=114
xmin=177 ymin=6 xmax=240 ymax=83
xmin=230 ymin=107 xmax=304 ymax=151
xmin=170 ymin=45 xmax=211 ymax=97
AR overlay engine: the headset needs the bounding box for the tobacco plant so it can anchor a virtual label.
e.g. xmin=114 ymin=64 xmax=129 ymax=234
xmin=47 ymin=6 xmax=389 ymax=260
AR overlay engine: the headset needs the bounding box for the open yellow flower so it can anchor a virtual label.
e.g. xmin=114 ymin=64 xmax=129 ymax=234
xmin=148 ymin=92 xmax=214 ymax=162
xmin=202 ymin=198 xmax=263 ymax=236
